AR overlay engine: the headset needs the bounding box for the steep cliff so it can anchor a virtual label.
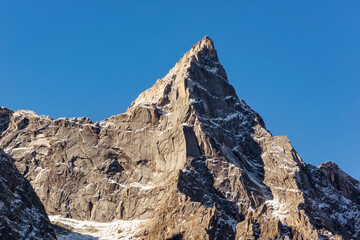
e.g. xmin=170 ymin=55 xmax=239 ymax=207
xmin=0 ymin=37 xmax=359 ymax=239
xmin=0 ymin=148 xmax=56 ymax=239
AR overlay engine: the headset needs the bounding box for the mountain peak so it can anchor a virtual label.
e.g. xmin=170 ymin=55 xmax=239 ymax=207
xmin=185 ymin=36 xmax=221 ymax=71
xmin=1 ymin=35 xmax=360 ymax=240
xmin=191 ymin=36 xmax=216 ymax=54
xmin=132 ymin=37 xmax=229 ymax=108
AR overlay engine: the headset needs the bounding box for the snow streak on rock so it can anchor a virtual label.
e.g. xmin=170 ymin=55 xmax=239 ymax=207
xmin=0 ymin=149 xmax=56 ymax=239
xmin=0 ymin=37 xmax=359 ymax=239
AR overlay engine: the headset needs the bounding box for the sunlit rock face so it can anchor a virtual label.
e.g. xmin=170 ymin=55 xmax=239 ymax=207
xmin=1 ymin=37 xmax=359 ymax=240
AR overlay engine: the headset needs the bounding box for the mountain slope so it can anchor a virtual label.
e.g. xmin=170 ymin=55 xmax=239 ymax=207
xmin=0 ymin=37 xmax=359 ymax=239
xmin=0 ymin=147 xmax=56 ymax=239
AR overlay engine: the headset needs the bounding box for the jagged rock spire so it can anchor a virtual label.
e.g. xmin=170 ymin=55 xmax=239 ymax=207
xmin=131 ymin=36 xmax=229 ymax=109
xmin=0 ymin=37 xmax=359 ymax=240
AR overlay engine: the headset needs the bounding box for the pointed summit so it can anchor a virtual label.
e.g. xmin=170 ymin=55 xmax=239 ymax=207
xmin=189 ymin=36 xmax=216 ymax=57
xmin=198 ymin=36 xmax=215 ymax=49
xmin=172 ymin=36 xmax=227 ymax=82
xmin=132 ymin=37 xmax=229 ymax=108
xmin=1 ymin=34 xmax=360 ymax=240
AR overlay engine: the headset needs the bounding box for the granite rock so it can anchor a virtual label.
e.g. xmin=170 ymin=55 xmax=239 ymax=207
xmin=1 ymin=36 xmax=359 ymax=239
xmin=0 ymin=149 xmax=56 ymax=239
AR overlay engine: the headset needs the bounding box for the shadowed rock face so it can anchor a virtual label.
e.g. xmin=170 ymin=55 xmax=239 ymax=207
xmin=1 ymin=37 xmax=359 ymax=239
xmin=0 ymin=149 xmax=56 ymax=239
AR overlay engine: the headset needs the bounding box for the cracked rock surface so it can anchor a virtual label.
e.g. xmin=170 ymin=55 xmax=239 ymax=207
xmin=0 ymin=149 xmax=56 ymax=239
xmin=0 ymin=37 xmax=359 ymax=239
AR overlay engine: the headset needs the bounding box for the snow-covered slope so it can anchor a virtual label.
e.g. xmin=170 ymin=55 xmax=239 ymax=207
xmin=50 ymin=215 xmax=147 ymax=240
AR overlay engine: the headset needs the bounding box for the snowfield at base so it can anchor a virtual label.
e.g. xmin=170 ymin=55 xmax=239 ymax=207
xmin=49 ymin=215 xmax=146 ymax=240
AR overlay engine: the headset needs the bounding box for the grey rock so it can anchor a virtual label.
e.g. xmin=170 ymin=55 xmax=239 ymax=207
xmin=0 ymin=107 xmax=13 ymax=137
xmin=1 ymin=36 xmax=359 ymax=239
xmin=0 ymin=149 xmax=56 ymax=240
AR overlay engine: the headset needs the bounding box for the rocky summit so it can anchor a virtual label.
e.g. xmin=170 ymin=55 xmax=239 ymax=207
xmin=0 ymin=37 xmax=359 ymax=240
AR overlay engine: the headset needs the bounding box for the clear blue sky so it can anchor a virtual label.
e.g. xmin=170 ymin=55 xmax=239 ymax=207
xmin=1 ymin=1 xmax=359 ymax=179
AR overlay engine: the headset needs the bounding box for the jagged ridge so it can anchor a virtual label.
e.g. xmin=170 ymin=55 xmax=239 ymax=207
xmin=0 ymin=37 xmax=359 ymax=240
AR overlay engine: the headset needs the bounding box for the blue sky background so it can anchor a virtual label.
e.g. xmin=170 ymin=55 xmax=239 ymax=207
xmin=1 ymin=1 xmax=359 ymax=179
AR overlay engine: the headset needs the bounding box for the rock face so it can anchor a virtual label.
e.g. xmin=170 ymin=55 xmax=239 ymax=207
xmin=0 ymin=148 xmax=56 ymax=239
xmin=0 ymin=37 xmax=359 ymax=239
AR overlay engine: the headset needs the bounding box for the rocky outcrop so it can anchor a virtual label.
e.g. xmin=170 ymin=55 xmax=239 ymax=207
xmin=0 ymin=149 xmax=56 ymax=239
xmin=0 ymin=107 xmax=13 ymax=137
xmin=0 ymin=36 xmax=359 ymax=239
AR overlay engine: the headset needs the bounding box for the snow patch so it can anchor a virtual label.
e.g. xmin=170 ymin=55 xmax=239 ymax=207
xmin=129 ymin=182 xmax=153 ymax=190
xmin=12 ymin=147 xmax=29 ymax=151
xmin=50 ymin=215 xmax=147 ymax=240
xmin=266 ymin=199 xmax=290 ymax=220
xmin=204 ymin=65 xmax=218 ymax=73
